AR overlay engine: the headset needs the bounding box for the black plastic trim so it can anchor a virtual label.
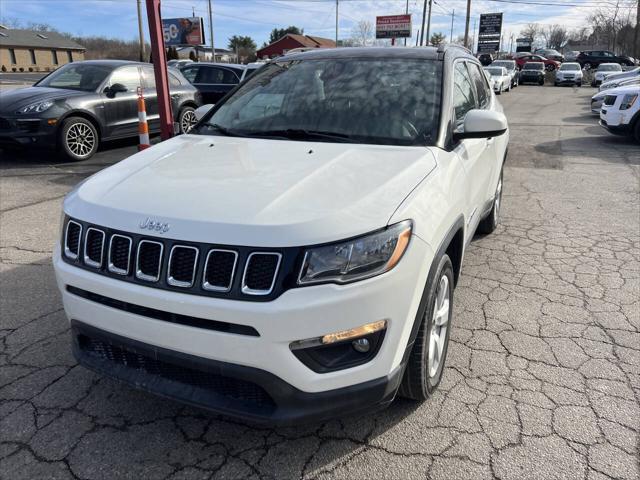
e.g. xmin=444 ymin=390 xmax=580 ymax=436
xmin=66 ymin=285 xmax=259 ymax=337
xmin=72 ymin=321 xmax=403 ymax=425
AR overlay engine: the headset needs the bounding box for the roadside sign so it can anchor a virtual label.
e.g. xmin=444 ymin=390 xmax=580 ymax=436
xmin=478 ymin=13 xmax=502 ymax=53
xmin=376 ymin=14 xmax=412 ymax=39
xmin=162 ymin=17 xmax=205 ymax=46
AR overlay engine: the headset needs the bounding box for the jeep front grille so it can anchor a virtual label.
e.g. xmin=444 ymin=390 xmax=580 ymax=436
xmin=61 ymin=217 xmax=286 ymax=301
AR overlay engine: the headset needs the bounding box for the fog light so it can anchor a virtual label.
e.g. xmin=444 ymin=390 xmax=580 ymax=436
xmin=352 ymin=338 xmax=370 ymax=353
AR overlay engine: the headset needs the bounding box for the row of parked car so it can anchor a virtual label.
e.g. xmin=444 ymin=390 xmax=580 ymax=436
xmin=0 ymin=59 xmax=266 ymax=161
xmin=590 ymin=67 xmax=640 ymax=143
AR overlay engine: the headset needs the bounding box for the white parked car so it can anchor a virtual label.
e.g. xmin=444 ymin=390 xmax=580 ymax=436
xmin=592 ymin=63 xmax=623 ymax=87
xmin=592 ymin=77 xmax=640 ymax=113
xmin=490 ymin=60 xmax=519 ymax=88
xmin=554 ymin=62 xmax=583 ymax=86
xmin=54 ymin=46 xmax=509 ymax=424
xmin=600 ymin=84 xmax=640 ymax=142
xmin=599 ymin=67 xmax=640 ymax=91
xmin=484 ymin=66 xmax=511 ymax=94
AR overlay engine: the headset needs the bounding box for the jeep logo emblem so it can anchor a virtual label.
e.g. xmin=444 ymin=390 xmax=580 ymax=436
xmin=139 ymin=217 xmax=170 ymax=234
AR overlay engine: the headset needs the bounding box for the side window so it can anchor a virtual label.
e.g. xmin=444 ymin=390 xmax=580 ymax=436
xmin=108 ymin=66 xmax=142 ymax=92
xmin=468 ymin=63 xmax=490 ymax=109
xmin=181 ymin=66 xmax=199 ymax=83
xmin=453 ymin=62 xmax=476 ymax=126
xmin=197 ymin=67 xmax=239 ymax=85
xmin=142 ymin=66 xmax=156 ymax=92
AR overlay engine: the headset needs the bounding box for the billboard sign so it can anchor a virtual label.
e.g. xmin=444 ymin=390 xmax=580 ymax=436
xmin=162 ymin=17 xmax=205 ymax=46
xmin=478 ymin=13 xmax=502 ymax=52
xmin=376 ymin=14 xmax=412 ymax=39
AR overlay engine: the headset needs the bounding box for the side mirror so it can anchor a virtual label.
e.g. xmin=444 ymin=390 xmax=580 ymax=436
xmin=105 ymin=83 xmax=128 ymax=96
xmin=453 ymin=110 xmax=508 ymax=141
xmin=194 ymin=104 xmax=214 ymax=121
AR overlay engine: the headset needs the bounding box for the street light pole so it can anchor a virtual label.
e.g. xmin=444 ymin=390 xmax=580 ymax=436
xmin=208 ymin=0 xmax=215 ymax=62
xmin=463 ymin=0 xmax=471 ymax=49
xmin=450 ymin=9 xmax=454 ymax=44
xmin=425 ymin=0 xmax=433 ymax=46
xmin=335 ymin=0 xmax=339 ymax=45
xmin=137 ymin=0 xmax=145 ymax=62
xmin=419 ymin=0 xmax=427 ymax=46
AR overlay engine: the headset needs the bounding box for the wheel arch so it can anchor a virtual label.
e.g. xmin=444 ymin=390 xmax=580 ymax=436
xmin=400 ymin=216 xmax=465 ymax=366
xmin=58 ymin=110 xmax=103 ymax=141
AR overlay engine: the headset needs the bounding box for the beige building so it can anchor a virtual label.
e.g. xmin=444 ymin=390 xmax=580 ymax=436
xmin=0 ymin=26 xmax=85 ymax=73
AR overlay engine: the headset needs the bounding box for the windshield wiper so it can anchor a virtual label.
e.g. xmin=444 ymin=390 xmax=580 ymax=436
xmin=201 ymin=123 xmax=249 ymax=137
xmin=250 ymin=129 xmax=353 ymax=143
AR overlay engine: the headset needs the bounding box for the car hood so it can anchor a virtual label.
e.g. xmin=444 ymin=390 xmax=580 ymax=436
xmin=65 ymin=135 xmax=437 ymax=247
xmin=0 ymin=86 xmax=86 ymax=112
xmin=602 ymin=84 xmax=640 ymax=95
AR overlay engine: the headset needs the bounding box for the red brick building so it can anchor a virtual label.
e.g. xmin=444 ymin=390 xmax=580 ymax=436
xmin=256 ymin=34 xmax=335 ymax=59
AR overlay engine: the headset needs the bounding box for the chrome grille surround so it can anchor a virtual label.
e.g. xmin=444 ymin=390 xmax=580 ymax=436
xmin=64 ymin=220 xmax=83 ymax=260
xmin=135 ymin=240 xmax=164 ymax=282
xmin=108 ymin=234 xmax=132 ymax=275
xmin=241 ymin=252 xmax=282 ymax=296
xmin=203 ymin=249 xmax=238 ymax=292
xmin=167 ymin=245 xmax=199 ymax=288
xmin=83 ymin=227 xmax=105 ymax=268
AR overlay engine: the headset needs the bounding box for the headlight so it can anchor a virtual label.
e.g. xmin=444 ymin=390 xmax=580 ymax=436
xmin=17 ymin=100 xmax=54 ymax=114
xmin=298 ymin=220 xmax=412 ymax=285
xmin=620 ymin=93 xmax=638 ymax=110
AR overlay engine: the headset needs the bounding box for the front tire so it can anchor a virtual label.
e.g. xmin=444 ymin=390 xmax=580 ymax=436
xmin=59 ymin=116 xmax=99 ymax=161
xmin=178 ymin=106 xmax=197 ymax=134
xmin=633 ymin=120 xmax=640 ymax=143
xmin=477 ymin=168 xmax=503 ymax=234
xmin=399 ymin=255 xmax=454 ymax=401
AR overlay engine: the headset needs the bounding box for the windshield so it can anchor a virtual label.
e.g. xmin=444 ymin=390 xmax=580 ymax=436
xmin=36 ymin=63 xmax=112 ymax=91
xmin=523 ymin=63 xmax=543 ymax=70
xmin=197 ymin=57 xmax=442 ymax=146
xmin=492 ymin=61 xmax=513 ymax=69
xmin=598 ymin=64 xmax=622 ymax=72
xmin=560 ymin=64 xmax=580 ymax=71
xmin=486 ymin=68 xmax=504 ymax=76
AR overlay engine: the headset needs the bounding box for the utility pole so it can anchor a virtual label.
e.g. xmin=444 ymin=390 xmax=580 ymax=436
xmin=425 ymin=0 xmax=433 ymax=46
xmin=404 ymin=0 xmax=409 ymax=46
xmin=463 ymin=0 xmax=471 ymax=49
xmin=208 ymin=0 xmax=215 ymax=62
xmin=450 ymin=9 xmax=454 ymax=44
xmin=635 ymin=0 xmax=639 ymax=60
xmin=419 ymin=0 xmax=427 ymax=46
xmin=192 ymin=6 xmax=195 ymax=16
xmin=335 ymin=0 xmax=339 ymax=45
xmin=472 ymin=18 xmax=477 ymax=52
xmin=136 ymin=0 xmax=145 ymax=62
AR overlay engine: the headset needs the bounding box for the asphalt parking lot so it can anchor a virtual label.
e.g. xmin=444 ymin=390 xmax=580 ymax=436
xmin=1 ymin=85 xmax=639 ymax=479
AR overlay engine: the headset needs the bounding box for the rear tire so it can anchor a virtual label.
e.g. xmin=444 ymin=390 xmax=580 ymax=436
xmin=399 ymin=255 xmax=454 ymax=401
xmin=477 ymin=168 xmax=503 ymax=235
xmin=59 ymin=116 xmax=99 ymax=162
xmin=178 ymin=106 xmax=197 ymax=134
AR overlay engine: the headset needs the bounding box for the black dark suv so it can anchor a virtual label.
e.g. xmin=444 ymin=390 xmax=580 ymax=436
xmin=577 ymin=51 xmax=635 ymax=69
xmin=0 ymin=60 xmax=201 ymax=161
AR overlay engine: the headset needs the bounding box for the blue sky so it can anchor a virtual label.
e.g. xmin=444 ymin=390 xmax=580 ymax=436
xmin=0 ymin=0 xmax=632 ymax=50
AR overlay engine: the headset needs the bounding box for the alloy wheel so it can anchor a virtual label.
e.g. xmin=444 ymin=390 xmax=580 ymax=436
xmin=180 ymin=110 xmax=197 ymax=133
xmin=428 ymin=274 xmax=450 ymax=378
xmin=65 ymin=122 xmax=96 ymax=158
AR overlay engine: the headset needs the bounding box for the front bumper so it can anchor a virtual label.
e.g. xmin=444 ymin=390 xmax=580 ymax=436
xmin=0 ymin=116 xmax=57 ymax=148
xmin=54 ymin=234 xmax=433 ymax=421
xmin=72 ymin=320 xmax=403 ymax=425
xmin=555 ymin=76 xmax=581 ymax=85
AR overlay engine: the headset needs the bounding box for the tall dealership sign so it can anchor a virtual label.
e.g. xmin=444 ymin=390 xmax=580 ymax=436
xmin=376 ymin=14 xmax=412 ymax=39
xmin=162 ymin=17 xmax=205 ymax=46
xmin=477 ymin=13 xmax=503 ymax=53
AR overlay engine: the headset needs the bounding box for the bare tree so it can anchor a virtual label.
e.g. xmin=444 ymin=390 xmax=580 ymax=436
xmin=541 ymin=25 xmax=569 ymax=50
xmin=519 ymin=23 xmax=540 ymax=42
xmin=351 ymin=20 xmax=373 ymax=47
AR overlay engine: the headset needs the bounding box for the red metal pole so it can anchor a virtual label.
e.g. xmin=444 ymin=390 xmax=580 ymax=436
xmin=145 ymin=0 xmax=174 ymax=140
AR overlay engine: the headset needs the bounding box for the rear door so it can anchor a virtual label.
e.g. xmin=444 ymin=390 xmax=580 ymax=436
xmin=451 ymin=61 xmax=491 ymax=238
xmin=192 ymin=66 xmax=241 ymax=104
xmin=101 ymin=65 xmax=143 ymax=138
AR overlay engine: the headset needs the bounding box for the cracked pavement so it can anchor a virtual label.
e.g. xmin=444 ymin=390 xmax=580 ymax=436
xmin=1 ymin=86 xmax=639 ymax=479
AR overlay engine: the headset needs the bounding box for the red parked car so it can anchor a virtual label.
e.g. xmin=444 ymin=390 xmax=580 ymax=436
xmin=515 ymin=54 xmax=561 ymax=72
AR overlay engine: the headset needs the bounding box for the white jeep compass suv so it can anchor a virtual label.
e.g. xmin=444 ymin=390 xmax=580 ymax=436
xmin=54 ymin=46 xmax=509 ymax=424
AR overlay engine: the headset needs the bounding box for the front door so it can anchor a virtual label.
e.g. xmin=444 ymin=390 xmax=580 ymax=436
xmin=101 ymin=66 xmax=143 ymax=138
